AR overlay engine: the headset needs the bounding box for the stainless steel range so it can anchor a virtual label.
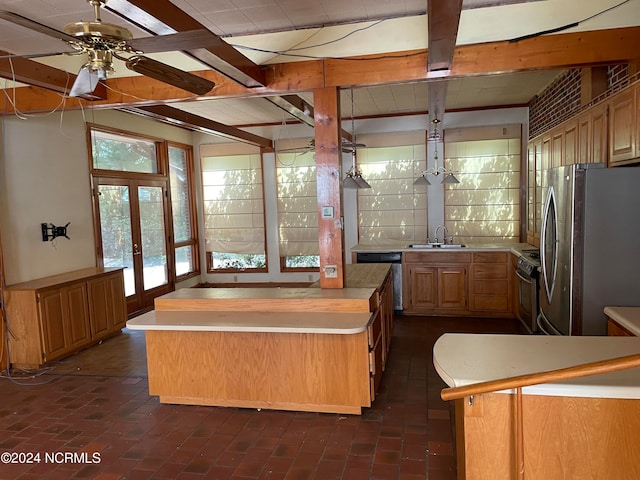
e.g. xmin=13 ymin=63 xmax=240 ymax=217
xmin=515 ymin=250 xmax=540 ymax=334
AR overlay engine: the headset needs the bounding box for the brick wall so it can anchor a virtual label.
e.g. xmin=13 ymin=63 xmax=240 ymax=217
xmin=528 ymin=64 xmax=631 ymax=138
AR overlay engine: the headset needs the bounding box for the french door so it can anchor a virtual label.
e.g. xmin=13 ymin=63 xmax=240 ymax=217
xmin=94 ymin=177 xmax=173 ymax=315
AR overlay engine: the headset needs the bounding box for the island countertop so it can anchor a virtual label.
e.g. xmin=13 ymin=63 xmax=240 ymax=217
xmin=127 ymin=309 xmax=374 ymax=334
xmin=433 ymin=333 xmax=640 ymax=399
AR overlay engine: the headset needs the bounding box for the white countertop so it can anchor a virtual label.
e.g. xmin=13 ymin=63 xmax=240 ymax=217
xmin=604 ymin=306 xmax=640 ymax=336
xmin=433 ymin=333 xmax=640 ymax=399
xmin=127 ymin=310 xmax=374 ymax=334
xmin=352 ymin=242 xmax=536 ymax=255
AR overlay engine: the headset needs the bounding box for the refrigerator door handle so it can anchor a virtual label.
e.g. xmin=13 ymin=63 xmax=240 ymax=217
xmin=540 ymin=185 xmax=558 ymax=303
xmin=537 ymin=311 xmax=562 ymax=335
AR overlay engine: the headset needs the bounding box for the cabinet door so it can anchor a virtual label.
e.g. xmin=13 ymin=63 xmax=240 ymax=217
xmin=408 ymin=266 xmax=438 ymax=310
xmin=38 ymin=289 xmax=68 ymax=360
xmin=87 ymin=271 xmax=127 ymax=341
xmin=438 ymin=267 xmax=467 ymax=310
xmin=64 ymin=283 xmax=91 ymax=350
xmin=563 ymin=120 xmax=578 ymax=165
xmin=609 ymin=88 xmax=636 ymax=164
xmin=591 ymin=103 xmax=608 ymax=164
xmin=551 ymin=128 xmax=564 ymax=168
xmin=577 ymin=112 xmax=591 ymax=164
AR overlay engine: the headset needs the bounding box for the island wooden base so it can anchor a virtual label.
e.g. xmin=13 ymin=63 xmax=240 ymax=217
xmin=455 ymin=392 xmax=640 ymax=480
xmin=144 ymin=329 xmax=372 ymax=415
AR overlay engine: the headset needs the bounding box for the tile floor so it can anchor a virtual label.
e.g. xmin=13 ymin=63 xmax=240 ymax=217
xmin=0 ymin=315 xmax=520 ymax=480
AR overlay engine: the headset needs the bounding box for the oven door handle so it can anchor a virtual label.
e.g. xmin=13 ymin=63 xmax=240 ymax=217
xmin=515 ymin=270 xmax=534 ymax=285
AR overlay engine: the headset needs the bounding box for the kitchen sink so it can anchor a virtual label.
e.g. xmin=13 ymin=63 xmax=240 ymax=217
xmin=408 ymin=243 xmax=466 ymax=249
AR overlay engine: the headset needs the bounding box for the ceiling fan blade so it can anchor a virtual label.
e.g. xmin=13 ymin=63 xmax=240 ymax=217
xmin=128 ymin=29 xmax=223 ymax=54
xmin=68 ymin=66 xmax=101 ymax=98
xmin=0 ymin=10 xmax=78 ymax=43
xmin=125 ymin=55 xmax=215 ymax=95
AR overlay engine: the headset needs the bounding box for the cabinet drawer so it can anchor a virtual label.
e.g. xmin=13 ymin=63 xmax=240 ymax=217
xmin=472 ymin=264 xmax=508 ymax=279
xmin=404 ymin=252 xmax=471 ymax=264
xmin=367 ymin=310 xmax=383 ymax=349
xmin=472 ymin=295 xmax=510 ymax=312
xmin=473 ymin=252 xmax=508 ymax=263
xmin=473 ymin=279 xmax=508 ymax=295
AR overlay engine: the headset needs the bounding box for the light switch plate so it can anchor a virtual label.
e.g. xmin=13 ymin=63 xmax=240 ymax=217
xmin=321 ymin=206 xmax=334 ymax=219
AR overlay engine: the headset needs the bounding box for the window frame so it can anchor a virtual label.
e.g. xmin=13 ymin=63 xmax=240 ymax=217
xmin=168 ymin=141 xmax=200 ymax=282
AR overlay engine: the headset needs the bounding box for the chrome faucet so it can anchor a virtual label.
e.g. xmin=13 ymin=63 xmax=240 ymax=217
xmin=434 ymin=224 xmax=448 ymax=244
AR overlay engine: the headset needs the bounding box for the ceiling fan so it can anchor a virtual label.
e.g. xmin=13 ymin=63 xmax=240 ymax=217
xmin=0 ymin=0 xmax=215 ymax=97
xmin=277 ymin=138 xmax=366 ymax=155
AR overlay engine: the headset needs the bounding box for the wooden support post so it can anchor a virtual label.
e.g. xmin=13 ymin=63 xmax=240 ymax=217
xmin=313 ymin=87 xmax=345 ymax=289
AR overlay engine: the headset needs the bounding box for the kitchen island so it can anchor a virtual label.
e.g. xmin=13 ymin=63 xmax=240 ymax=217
xmin=127 ymin=264 xmax=393 ymax=415
xmin=434 ymin=333 xmax=640 ymax=480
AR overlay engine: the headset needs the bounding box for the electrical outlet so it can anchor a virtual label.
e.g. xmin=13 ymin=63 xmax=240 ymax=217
xmin=324 ymin=265 xmax=338 ymax=278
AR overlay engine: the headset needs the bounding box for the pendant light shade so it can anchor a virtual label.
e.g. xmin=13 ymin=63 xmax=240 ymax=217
xmin=414 ymin=116 xmax=460 ymax=186
xmin=343 ymin=88 xmax=371 ymax=190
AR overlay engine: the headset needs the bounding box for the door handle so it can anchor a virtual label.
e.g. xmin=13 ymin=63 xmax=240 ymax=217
xmin=133 ymin=243 xmax=141 ymax=256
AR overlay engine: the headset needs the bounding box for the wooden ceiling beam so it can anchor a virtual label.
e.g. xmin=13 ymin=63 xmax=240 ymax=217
xmin=106 ymin=0 xmax=265 ymax=88
xmin=123 ymin=104 xmax=273 ymax=148
xmin=3 ymin=27 xmax=640 ymax=115
xmin=427 ymin=0 xmax=463 ymax=73
xmin=105 ymin=0 xmax=315 ymax=126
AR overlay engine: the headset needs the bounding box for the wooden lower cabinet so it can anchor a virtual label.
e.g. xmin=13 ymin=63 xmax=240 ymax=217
xmin=405 ymin=264 xmax=467 ymax=314
xmin=403 ymin=251 xmax=513 ymax=317
xmin=6 ymin=267 xmax=126 ymax=368
xmin=455 ymin=392 xmax=640 ymax=480
xmin=607 ymin=318 xmax=635 ymax=336
xmin=469 ymin=252 xmax=511 ymax=316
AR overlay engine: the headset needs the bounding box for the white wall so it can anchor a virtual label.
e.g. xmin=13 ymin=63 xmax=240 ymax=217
xmin=0 ymin=109 xmax=193 ymax=285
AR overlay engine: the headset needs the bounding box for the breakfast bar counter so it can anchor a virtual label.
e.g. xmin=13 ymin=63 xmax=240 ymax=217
xmin=433 ymin=333 xmax=640 ymax=479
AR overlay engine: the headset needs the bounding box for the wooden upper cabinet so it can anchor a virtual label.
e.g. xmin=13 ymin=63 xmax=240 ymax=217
xmin=609 ymin=87 xmax=636 ymax=165
xmin=577 ymin=111 xmax=592 ymax=163
xmin=591 ymin=102 xmax=608 ymax=164
xmin=551 ymin=127 xmax=564 ymax=167
xmin=563 ymin=119 xmax=578 ymax=165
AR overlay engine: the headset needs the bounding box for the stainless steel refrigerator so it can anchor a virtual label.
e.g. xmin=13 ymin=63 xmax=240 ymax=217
xmin=538 ymin=163 xmax=640 ymax=335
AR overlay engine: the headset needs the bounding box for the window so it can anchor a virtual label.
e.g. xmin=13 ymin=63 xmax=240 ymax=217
xmin=90 ymin=129 xmax=159 ymax=173
xmin=169 ymin=144 xmax=199 ymax=279
xmin=357 ymin=145 xmax=428 ymax=245
xmin=276 ymin=152 xmax=319 ymax=270
xmin=444 ymin=125 xmax=521 ymax=244
xmin=201 ymin=153 xmax=267 ymax=272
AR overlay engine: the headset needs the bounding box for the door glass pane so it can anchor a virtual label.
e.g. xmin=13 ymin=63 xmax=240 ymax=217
xmin=139 ymin=186 xmax=168 ymax=290
xmin=98 ymin=185 xmax=135 ymax=296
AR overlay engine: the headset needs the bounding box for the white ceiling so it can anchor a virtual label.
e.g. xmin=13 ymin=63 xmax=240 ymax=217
xmin=1 ymin=0 xmax=639 ymax=134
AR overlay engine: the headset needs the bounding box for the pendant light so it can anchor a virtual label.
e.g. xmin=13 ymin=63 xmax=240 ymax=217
xmin=344 ymin=88 xmax=371 ymax=189
xmin=414 ymin=117 xmax=459 ymax=185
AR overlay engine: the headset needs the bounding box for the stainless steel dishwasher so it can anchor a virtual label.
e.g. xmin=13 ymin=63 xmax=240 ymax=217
xmin=355 ymin=251 xmax=403 ymax=312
